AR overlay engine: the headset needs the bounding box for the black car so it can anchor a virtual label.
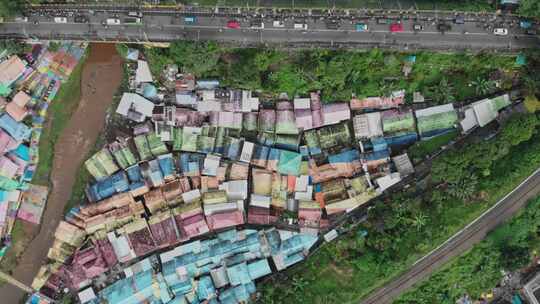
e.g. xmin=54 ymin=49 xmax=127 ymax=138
xmin=74 ymin=15 xmax=88 ymax=23
xmin=326 ymin=19 xmax=340 ymax=29
xmin=437 ymin=23 xmax=452 ymax=32
xmin=525 ymin=29 xmax=537 ymax=35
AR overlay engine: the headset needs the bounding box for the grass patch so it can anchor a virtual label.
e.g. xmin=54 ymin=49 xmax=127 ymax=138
xmin=0 ymin=221 xmax=29 ymax=276
xmin=408 ymin=130 xmax=458 ymax=163
xmin=32 ymin=50 xmax=88 ymax=186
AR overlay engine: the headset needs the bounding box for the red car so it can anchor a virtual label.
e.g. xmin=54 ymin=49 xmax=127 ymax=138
xmin=390 ymin=23 xmax=403 ymax=32
xmin=227 ymin=20 xmax=240 ymax=29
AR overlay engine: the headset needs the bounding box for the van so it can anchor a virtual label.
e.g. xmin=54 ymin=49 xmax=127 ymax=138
xmin=106 ymin=18 xmax=121 ymax=25
xmin=128 ymin=11 xmax=143 ymax=18
xmin=294 ymin=23 xmax=308 ymax=30
xmin=273 ymin=20 xmax=284 ymax=27
xmin=54 ymin=17 xmax=67 ymax=23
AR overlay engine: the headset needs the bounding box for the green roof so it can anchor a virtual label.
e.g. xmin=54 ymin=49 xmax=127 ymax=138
xmin=417 ymin=111 xmax=458 ymax=135
xmin=147 ymin=132 xmax=168 ymax=156
xmin=172 ymin=127 xmax=183 ymax=151
xmin=134 ymin=135 xmax=152 ymax=161
xmin=112 ymin=147 xmax=137 ymax=169
xmin=277 ymin=150 xmax=302 ymax=176
xmin=382 ymin=112 xmax=415 ymax=135
xmin=85 ymin=149 xmax=119 ymax=180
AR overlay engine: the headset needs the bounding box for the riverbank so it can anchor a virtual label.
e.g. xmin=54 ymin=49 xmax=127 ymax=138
xmin=0 ymin=43 xmax=123 ymax=303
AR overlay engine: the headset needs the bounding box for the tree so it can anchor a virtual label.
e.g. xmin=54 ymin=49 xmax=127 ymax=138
xmin=471 ymin=77 xmax=494 ymax=96
xmin=0 ymin=0 xmax=22 ymax=18
xmin=447 ymin=174 xmax=478 ymax=201
xmin=430 ymin=77 xmax=456 ymax=104
xmin=519 ymin=0 xmax=540 ymax=19
xmin=411 ymin=212 xmax=428 ymax=231
xmin=169 ymin=41 xmax=221 ymax=76
xmin=499 ymin=113 xmax=539 ymax=146
xmin=48 ymin=41 xmax=61 ymax=52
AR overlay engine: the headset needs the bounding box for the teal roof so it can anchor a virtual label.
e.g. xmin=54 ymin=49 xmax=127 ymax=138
xmin=277 ymin=150 xmax=302 ymax=176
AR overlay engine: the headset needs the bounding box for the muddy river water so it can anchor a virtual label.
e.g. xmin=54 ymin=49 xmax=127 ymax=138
xmin=0 ymin=43 xmax=123 ymax=303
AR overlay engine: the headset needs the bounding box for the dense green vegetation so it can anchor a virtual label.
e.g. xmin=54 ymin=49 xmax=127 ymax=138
xmin=146 ymin=41 xmax=518 ymax=102
xmin=0 ymin=0 xmax=22 ymax=18
xmin=257 ymin=113 xmax=540 ymax=304
xmin=408 ymin=130 xmax=458 ymax=163
xmin=396 ymin=194 xmax=540 ymax=303
xmin=519 ymin=0 xmax=540 ymax=19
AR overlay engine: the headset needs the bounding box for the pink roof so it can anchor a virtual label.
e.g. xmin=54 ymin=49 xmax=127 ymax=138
xmin=0 ymin=56 xmax=25 ymax=85
xmin=295 ymin=109 xmax=313 ymax=130
xmin=322 ymin=103 xmax=350 ymax=126
xmin=0 ymin=129 xmax=19 ymax=153
xmin=149 ymin=217 xmax=180 ymax=247
xmin=12 ymin=91 xmax=31 ymax=107
xmin=350 ymin=96 xmax=405 ymax=110
xmin=0 ymin=156 xmax=19 ymax=178
xmin=6 ymin=102 xmax=27 ymax=122
xmin=0 ymin=202 xmax=8 ymax=226
xmin=206 ymin=210 xmax=244 ymax=230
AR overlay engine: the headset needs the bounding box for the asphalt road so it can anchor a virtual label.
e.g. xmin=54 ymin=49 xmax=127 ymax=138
xmin=0 ymin=9 xmax=538 ymax=50
xmin=361 ymin=167 xmax=540 ymax=304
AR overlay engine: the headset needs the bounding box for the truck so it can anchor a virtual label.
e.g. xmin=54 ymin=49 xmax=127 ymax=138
xmin=124 ymin=17 xmax=142 ymax=25
xmin=273 ymin=20 xmax=285 ymax=27
xmin=106 ymin=18 xmax=121 ymax=25
xmin=184 ymin=16 xmax=197 ymax=24
xmin=54 ymin=17 xmax=67 ymax=23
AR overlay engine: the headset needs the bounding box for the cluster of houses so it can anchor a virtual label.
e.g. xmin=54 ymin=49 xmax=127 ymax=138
xmin=33 ymin=53 xmax=515 ymax=304
xmin=0 ymin=42 xmax=86 ymax=259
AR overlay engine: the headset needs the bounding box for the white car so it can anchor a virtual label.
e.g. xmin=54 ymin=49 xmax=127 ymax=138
xmin=53 ymin=17 xmax=67 ymax=23
xmin=493 ymin=28 xmax=508 ymax=36
xmin=106 ymin=18 xmax=121 ymax=25
xmin=294 ymin=23 xmax=308 ymax=30
xmin=15 ymin=17 xmax=28 ymax=22
xmin=273 ymin=20 xmax=284 ymax=28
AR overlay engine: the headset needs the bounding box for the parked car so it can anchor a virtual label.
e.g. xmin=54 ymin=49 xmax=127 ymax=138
xmin=128 ymin=11 xmax=143 ymax=18
xmin=413 ymin=23 xmax=424 ymax=31
xmin=273 ymin=20 xmax=285 ymax=27
xmin=227 ymin=20 xmax=241 ymax=29
xmin=53 ymin=17 xmax=67 ymax=23
xmin=519 ymin=20 xmax=532 ymax=29
xmin=390 ymin=22 xmax=403 ymax=32
xmin=355 ymin=23 xmax=368 ymax=32
xmin=184 ymin=16 xmax=197 ymax=24
xmin=74 ymin=15 xmax=88 ymax=23
xmin=454 ymin=15 xmax=465 ymax=24
xmin=525 ymin=28 xmax=537 ymax=35
xmin=294 ymin=23 xmax=308 ymax=30
xmin=493 ymin=28 xmax=508 ymax=36
xmin=326 ymin=19 xmax=340 ymax=30
xmin=106 ymin=18 xmax=121 ymax=25
xmin=250 ymin=19 xmax=264 ymax=29
xmin=437 ymin=23 xmax=451 ymax=32
xmin=15 ymin=17 xmax=28 ymax=22
xmin=377 ymin=18 xmax=387 ymax=24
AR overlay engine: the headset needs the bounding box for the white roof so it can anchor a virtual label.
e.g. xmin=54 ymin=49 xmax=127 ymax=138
xmin=135 ymin=60 xmax=153 ymax=83
xmin=353 ymin=112 xmax=383 ymax=139
xmin=250 ymin=194 xmax=271 ymax=208
xmin=202 ymin=155 xmax=220 ymax=176
xmin=219 ymin=180 xmax=248 ymax=200
xmin=197 ymin=101 xmax=221 ymax=112
xmin=415 ymin=103 xmax=455 ymax=118
xmin=472 ymin=99 xmax=497 ymax=127
xmin=239 ymin=141 xmax=254 ymax=163
xmin=203 ymin=202 xmax=239 ymax=215
xmin=78 ymin=287 xmax=97 ymax=303
xmin=182 ymin=189 xmax=201 ymax=204
xmin=323 ymin=229 xmax=338 ymax=242
xmin=294 ymin=98 xmax=311 ymax=110
xmin=116 ymin=93 xmax=155 ymax=122
xmin=376 ymin=172 xmax=401 ymax=193
xmin=460 ymin=107 xmax=479 ymax=133
xmin=295 ymin=185 xmax=313 ymax=201
xmin=295 ymin=175 xmax=309 ymax=192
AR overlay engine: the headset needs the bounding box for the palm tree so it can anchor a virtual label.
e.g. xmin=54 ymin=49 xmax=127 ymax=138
xmin=471 ymin=77 xmax=494 ymax=96
xmin=448 ymin=174 xmax=478 ymax=201
xmin=411 ymin=212 xmax=428 ymax=231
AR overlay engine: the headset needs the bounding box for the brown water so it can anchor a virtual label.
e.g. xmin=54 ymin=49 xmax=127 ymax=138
xmin=0 ymin=43 xmax=123 ymax=303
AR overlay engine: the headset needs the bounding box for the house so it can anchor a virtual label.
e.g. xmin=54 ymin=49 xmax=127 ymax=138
xmin=322 ymin=103 xmax=351 ymax=126
xmin=116 ymin=93 xmax=155 ymax=122
xmin=460 ymin=94 xmax=511 ymax=131
xmin=350 ymin=91 xmax=405 ymax=111
xmin=415 ymin=104 xmax=457 ymax=139
xmin=0 ymin=56 xmax=26 ymax=89
xmin=392 ymin=153 xmax=414 ymax=176
xmin=6 ymin=91 xmax=31 ymax=122
xmin=135 ymin=60 xmax=153 ymax=84
xmin=84 ymin=148 xmax=119 ymax=181
xmin=0 ymin=113 xmax=31 ymax=141
xmin=353 ymin=112 xmax=383 ymax=139
xmin=0 ymin=129 xmax=19 ymax=153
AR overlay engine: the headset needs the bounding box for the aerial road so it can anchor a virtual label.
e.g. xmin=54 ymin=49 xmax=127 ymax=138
xmin=0 ymin=6 xmax=537 ymax=50
xmin=361 ymin=167 xmax=540 ymax=304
